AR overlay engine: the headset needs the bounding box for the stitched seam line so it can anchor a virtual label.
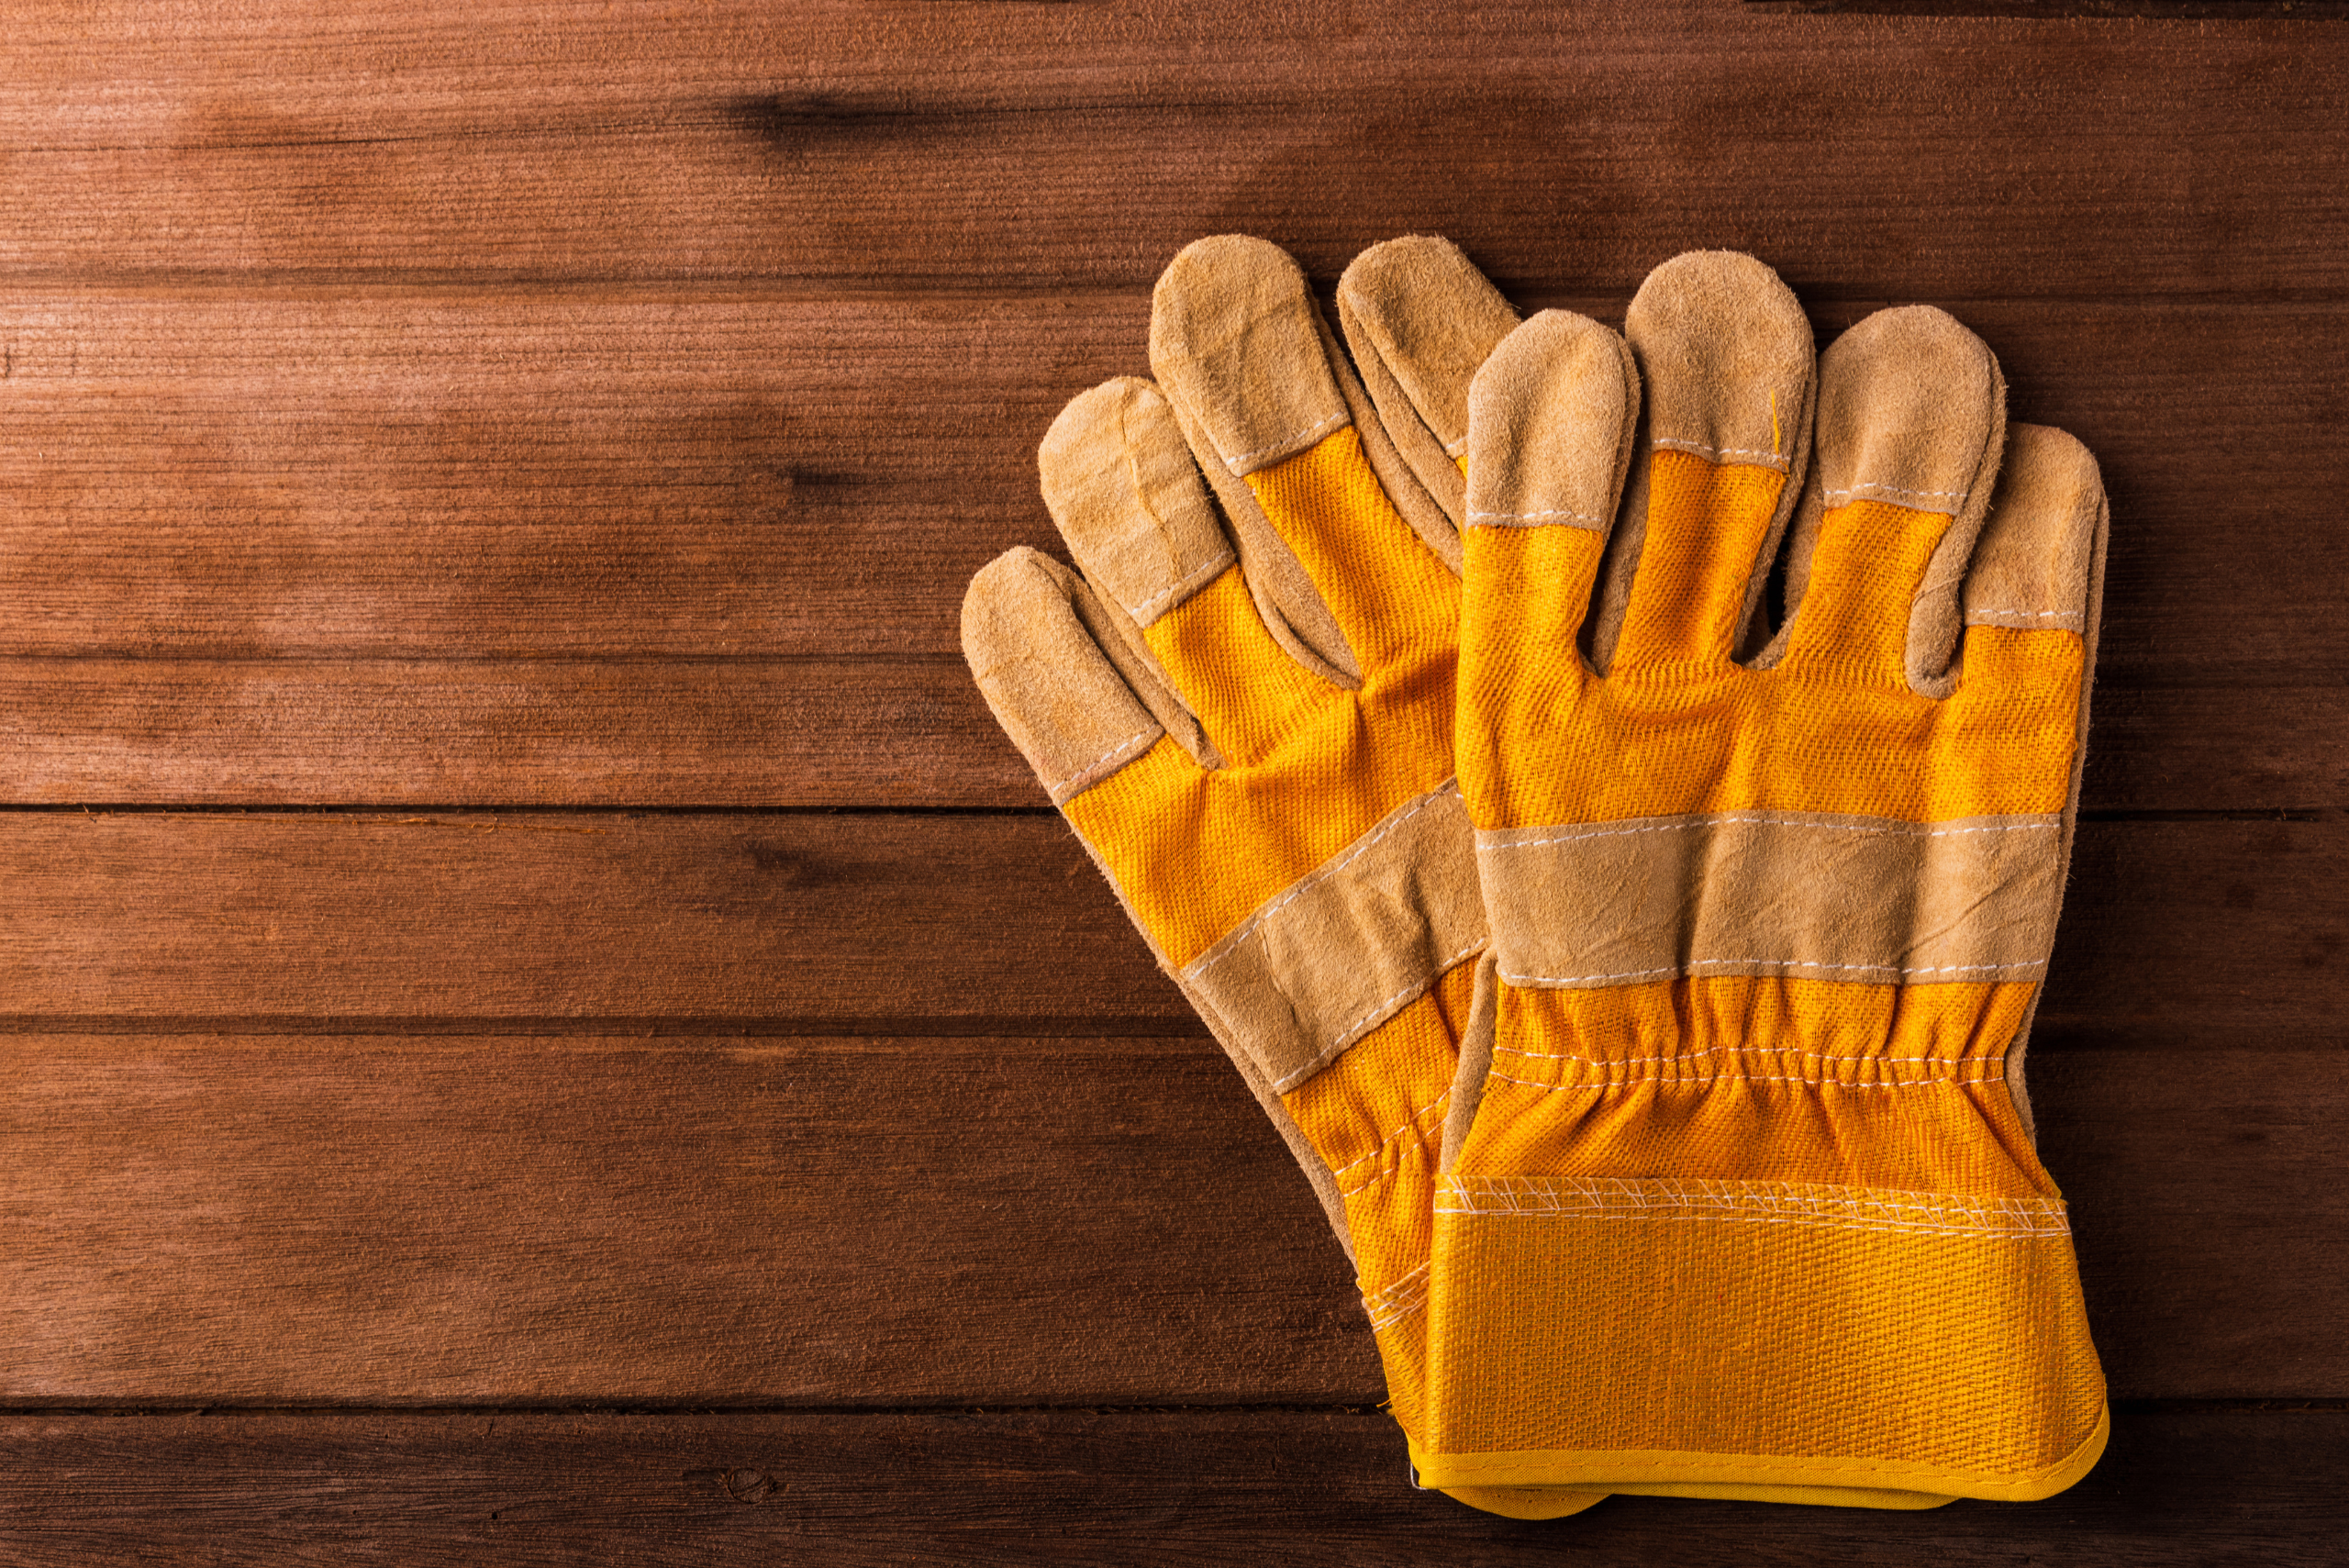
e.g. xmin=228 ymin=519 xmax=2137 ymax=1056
xmin=1482 ymin=814 xmax=2056 ymax=851
xmin=1045 ymin=727 xmax=1156 ymax=799
xmin=1493 ymin=1042 xmax=2002 ymax=1068
xmin=1497 ymin=957 xmax=2047 ymax=985
xmin=1652 ymin=435 xmax=1788 ymax=466
xmin=1431 ymin=1207 xmax=2066 ymax=1240
xmin=1329 ymin=1088 xmax=1452 ymax=1180
xmin=1323 ymin=936 xmax=1487 ymax=1060
xmin=1486 ymin=1067 xmax=2004 ymax=1093
xmin=1826 ymin=482 xmax=1965 ymax=502
xmin=1125 ymin=550 xmax=1236 ymax=621
xmin=1362 ymin=1263 xmax=1431 ymax=1331
xmin=1360 ymin=1259 xmax=1430 ymax=1307
xmin=1364 ymin=1296 xmax=1427 ymax=1332
xmin=1270 ymin=934 xmax=1487 ymax=1094
xmin=1187 ymin=782 xmax=1460 ymax=982
xmin=1971 ymin=608 xmax=2082 ymax=622
xmin=1221 ymin=408 xmax=1345 ymax=469
xmin=1442 ymin=1175 xmax=2062 ymax=1211
xmin=1465 ymin=506 xmax=1609 ymax=524
xmin=1365 ymin=1289 xmax=1427 ymax=1332
xmin=1435 ymin=1179 xmax=2066 ymax=1234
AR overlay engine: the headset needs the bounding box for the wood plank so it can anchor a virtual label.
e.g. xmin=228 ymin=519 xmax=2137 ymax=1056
xmin=0 ymin=292 xmax=2334 ymax=673
xmin=0 ymin=1036 xmax=2338 ymax=1402
xmin=0 ymin=657 xmax=1010 ymax=808
xmin=0 ymin=815 xmax=2337 ymax=1035
xmin=0 ymin=293 xmax=2340 ymax=806
xmin=0 ymin=1035 xmax=1362 ymax=1404
xmin=0 ymin=810 xmax=1189 ymax=1031
xmin=2035 ymin=1050 xmax=2349 ymax=1399
xmin=0 ymin=3 xmax=2344 ymax=299
xmin=0 ymin=660 xmax=2337 ymax=813
xmin=0 ymin=1407 xmax=2343 ymax=1566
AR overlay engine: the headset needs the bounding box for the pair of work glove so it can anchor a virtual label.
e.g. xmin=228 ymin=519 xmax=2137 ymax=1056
xmin=963 ymin=235 xmax=2109 ymax=1518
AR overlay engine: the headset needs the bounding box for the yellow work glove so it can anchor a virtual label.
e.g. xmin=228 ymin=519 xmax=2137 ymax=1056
xmin=1415 ymin=252 xmax=2110 ymax=1507
xmin=963 ymin=235 xmax=1601 ymax=1518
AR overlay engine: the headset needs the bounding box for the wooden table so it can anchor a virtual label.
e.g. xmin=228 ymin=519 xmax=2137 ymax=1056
xmin=3 ymin=3 xmax=2343 ymax=1562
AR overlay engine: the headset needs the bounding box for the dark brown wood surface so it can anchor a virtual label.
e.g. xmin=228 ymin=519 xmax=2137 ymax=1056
xmin=2 ymin=1 xmax=2343 ymax=1562
xmin=3 ymin=1408 xmax=2343 ymax=1567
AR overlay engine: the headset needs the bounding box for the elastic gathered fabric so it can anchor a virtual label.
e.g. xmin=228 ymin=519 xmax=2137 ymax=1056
xmin=1438 ymin=431 xmax=2107 ymax=1501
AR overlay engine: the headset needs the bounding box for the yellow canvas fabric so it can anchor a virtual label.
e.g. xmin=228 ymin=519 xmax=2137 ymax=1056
xmin=1611 ymin=450 xmax=1788 ymax=666
xmin=967 ymin=234 xmax=1607 ymax=1520
xmin=1461 ymin=460 xmax=2083 ymax=834
xmin=1066 ymin=429 xmax=1459 ymax=968
xmin=1281 ymin=958 xmax=1478 ymax=1437
xmin=1437 ymin=266 xmax=2108 ymax=1507
xmin=1062 ymin=432 xmax=1605 ymax=1513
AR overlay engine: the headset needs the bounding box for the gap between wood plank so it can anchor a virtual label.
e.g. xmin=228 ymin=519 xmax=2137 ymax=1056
xmin=0 ymin=805 xmax=2328 ymax=819
xmin=3 ymin=1397 xmax=2339 ymax=1414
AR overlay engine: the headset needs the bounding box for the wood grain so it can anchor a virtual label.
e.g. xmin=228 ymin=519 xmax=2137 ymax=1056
xmin=1 ymin=1037 xmax=2340 ymax=1403
xmin=0 ymin=0 xmax=2341 ymax=1554
xmin=0 ymin=293 xmax=2341 ymax=806
xmin=0 ymin=660 xmax=2337 ymax=811
xmin=0 ymin=3 xmax=2343 ymax=298
xmin=0 ymin=814 xmax=2336 ymax=1036
xmin=1 ymin=1407 xmax=2343 ymax=1567
xmin=0 ymin=293 xmax=2333 ymax=672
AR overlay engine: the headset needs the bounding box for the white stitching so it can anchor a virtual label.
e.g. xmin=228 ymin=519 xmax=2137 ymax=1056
xmin=1221 ymin=408 xmax=1346 ymax=469
xmin=1329 ymin=1088 xmax=1452 ymax=1180
xmin=1045 ymin=727 xmax=1156 ymax=799
xmin=1442 ymin=1176 xmax=2058 ymax=1219
xmin=1485 ymin=1067 xmax=2005 ymax=1093
xmin=1432 ymin=1206 xmax=2064 ymax=1240
xmin=1362 ymin=1262 xmax=1431 ymax=1331
xmin=1125 ymin=550 xmax=1235 ymax=622
xmin=1434 ymin=1178 xmax=2067 ymax=1235
xmin=1364 ymin=1287 xmax=1426 ymax=1334
xmin=1825 ymin=482 xmax=1965 ymax=502
xmin=1465 ymin=506 xmax=1609 ymax=524
xmin=1364 ymin=1289 xmax=1427 ymax=1334
xmin=1652 ymin=436 xmax=1786 ymax=463
xmin=1497 ymin=963 xmax=1674 ymax=984
xmin=1325 ymin=937 xmax=1487 ymax=1055
xmin=1482 ymin=813 xmax=2057 ymax=851
xmin=1271 ymin=935 xmax=1488 ymax=1093
xmin=1497 ymin=957 xmax=2046 ymax=986
xmin=1187 ymin=782 xmax=1460 ymax=982
xmin=1493 ymin=1041 xmax=2002 ymax=1068
xmin=1971 ymin=607 xmax=2083 ymax=625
